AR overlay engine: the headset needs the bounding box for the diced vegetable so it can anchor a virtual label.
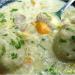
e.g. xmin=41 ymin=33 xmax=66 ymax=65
xmin=35 ymin=21 xmax=51 ymax=34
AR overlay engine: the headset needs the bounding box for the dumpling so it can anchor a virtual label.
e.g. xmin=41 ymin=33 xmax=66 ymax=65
xmin=0 ymin=29 xmax=26 ymax=72
xmin=53 ymin=25 xmax=75 ymax=62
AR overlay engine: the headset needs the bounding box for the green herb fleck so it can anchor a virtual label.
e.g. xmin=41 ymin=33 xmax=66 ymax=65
xmin=31 ymin=41 xmax=34 ymax=43
xmin=66 ymin=28 xmax=74 ymax=32
xmin=48 ymin=67 xmax=58 ymax=75
xmin=10 ymin=39 xmax=21 ymax=49
xmin=17 ymin=0 xmax=22 ymax=2
xmin=71 ymin=36 xmax=75 ymax=41
xmin=39 ymin=44 xmax=46 ymax=50
xmin=0 ymin=19 xmax=6 ymax=23
xmin=43 ymin=12 xmax=50 ymax=17
xmin=3 ymin=34 xmax=8 ymax=36
xmin=0 ymin=13 xmax=6 ymax=23
xmin=0 ymin=45 xmax=6 ymax=57
xmin=59 ymin=38 xmax=67 ymax=43
xmin=19 ymin=38 xmax=25 ymax=45
xmin=11 ymin=53 xmax=18 ymax=59
xmin=72 ymin=49 xmax=75 ymax=52
xmin=0 ymin=13 xmax=4 ymax=17
xmin=10 ymin=35 xmax=24 ymax=49
xmin=10 ymin=9 xmax=18 ymax=12
xmin=46 ymin=64 xmax=59 ymax=75
xmin=42 ymin=38 xmax=46 ymax=41
xmin=43 ymin=12 xmax=51 ymax=20
xmin=17 ymin=35 xmax=25 ymax=45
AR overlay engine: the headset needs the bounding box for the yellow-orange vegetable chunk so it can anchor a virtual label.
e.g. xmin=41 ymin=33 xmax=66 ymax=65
xmin=35 ymin=21 xmax=50 ymax=34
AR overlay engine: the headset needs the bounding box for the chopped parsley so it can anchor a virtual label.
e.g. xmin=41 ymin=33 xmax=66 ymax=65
xmin=10 ymin=39 xmax=21 ymax=49
xmin=0 ymin=13 xmax=4 ymax=17
xmin=3 ymin=34 xmax=8 ymax=36
xmin=45 ymin=64 xmax=60 ymax=75
xmin=66 ymin=28 xmax=74 ymax=32
xmin=0 ymin=45 xmax=6 ymax=57
xmin=0 ymin=13 xmax=6 ymax=23
xmin=10 ymin=8 xmax=18 ymax=12
xmin=31 ymin=41 xmax=34 ymax=43
xmin=39 ymin=44 xmax=46 ymax=50
xmin=42 ymin=38 xmax=46 ymax=41
xmin=10 ymin=35 xmax=24 ymax=49
xmin=11 ymin=53 xmax=18 ymax=59
xmin=17 ymin=0 xmax=22 ymax=2
xmin=72 ymin=49 xmax=75 ymax=52
xmin=43 ymin=12 xmax=51 ymax=20
xmin=71 ymin=35 xmax=75 ymax=41
xmin=17 ymin=35 xmax=25 ymax=45
xmin=59 ymin=38 xmax=67 ymax=43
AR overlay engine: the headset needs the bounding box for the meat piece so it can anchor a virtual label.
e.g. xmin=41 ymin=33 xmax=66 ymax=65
xmin=14 ymin=14 xmax=26 ymax=31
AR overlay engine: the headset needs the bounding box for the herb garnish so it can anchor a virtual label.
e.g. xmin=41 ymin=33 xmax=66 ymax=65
xmin=11 ymin=53 xmax=18 ymax=59
xmin=42 ymin=38 xmax=46 ymax=41
xmin=10 ymin=8 xmax=18 ymax=12
xmin=71 ymin=35 xmax=75 ymax=41
xmin=0 ymin=13 xmax=6 ymax=23
xmin=17 ymin=35 xmax=25 ymax=45
xmin=39 ymin=44 xmax=46 ymax=50
xmin=43 ymin=12 xmax=51 ymax=20
xmin=17 ymin=0 xmax=22 ymax=2
xmin=10 ymin=39 xmax=21 ymax=49
xmin=0 ymin=45 xmax=6 ymax=57
xmin=3 ymin=34 xmax=8 ymax=36
xmin=45 ymin=64 xmax=60 ymax=75
xmin=59 ymin=38 xmax=67 ymax=43
xmin=66 ymin=28 xmax=74 ymax=32
xmin=10 ymin=35 xmax=24 ymax=49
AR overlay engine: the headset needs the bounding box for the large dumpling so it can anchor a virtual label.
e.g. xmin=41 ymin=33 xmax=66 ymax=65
xmin=53 ymin=25 xmax=75 ymax=62
xmin=0 ymin=28 xmax=26 ymax=72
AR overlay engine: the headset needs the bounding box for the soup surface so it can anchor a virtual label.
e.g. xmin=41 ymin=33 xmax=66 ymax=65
xmin=0 ymin=0 xmax=75 ymax=75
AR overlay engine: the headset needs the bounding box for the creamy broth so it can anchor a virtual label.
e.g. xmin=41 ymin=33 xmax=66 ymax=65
xmin=0 ymin=0 xmax=75 ymax=75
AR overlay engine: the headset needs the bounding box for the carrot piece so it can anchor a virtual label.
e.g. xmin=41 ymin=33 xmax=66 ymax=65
xmin=35 ymin=21 xmax=50 ymax=34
